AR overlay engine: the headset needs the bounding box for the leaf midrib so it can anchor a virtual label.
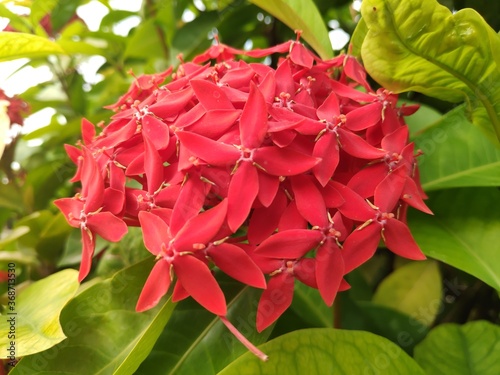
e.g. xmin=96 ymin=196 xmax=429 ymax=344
xmin=380 ymin=0 xmax=500 ymax=138
xmin=422 ymin=160 xmax=500 ymax=190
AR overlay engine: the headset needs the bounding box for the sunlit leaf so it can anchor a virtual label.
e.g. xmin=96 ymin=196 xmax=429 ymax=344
xmin=10 ymin=258 xmax=175 ymax=375
xmin=413 ymin=105 xmax=500 ymax=191
xmin=0 ymin=32 xmax=65 ymax=61
xmin=249 ymin=0 xmax=333 ymax=59
xmin=409 ymin=188 xmax=500 ymax=291
xmin=0 ymin=269 xmax=79 ymax=358
xmin=372 ymin=260 xmax=442 ymax=326
xmin=360 ymin=0 xmax=500 ymax=141
xmin=218 ymin=328 xmax=426 ymax=374
xmin=414 ymin=321 xmax=500 ymax=374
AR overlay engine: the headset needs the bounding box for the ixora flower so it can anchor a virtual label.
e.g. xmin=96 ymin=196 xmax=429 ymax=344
xmin=56 ymin=32 xmax=431 ymax=361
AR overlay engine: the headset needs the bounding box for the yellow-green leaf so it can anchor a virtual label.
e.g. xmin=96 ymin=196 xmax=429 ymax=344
xmin=414 ymin=321 xmax=500 ymax=375
xmin=0 ymin=32 xmax=66 ymax=62
xmin=372 ymin=261 xmax=442 ymax=326
xmin=218 ymin=328 xmax=426 ymax=374
xmin=360 ymin=0 xmax=500 ymax=141
xmin=0 ymin=269 xmax=79 ymax=358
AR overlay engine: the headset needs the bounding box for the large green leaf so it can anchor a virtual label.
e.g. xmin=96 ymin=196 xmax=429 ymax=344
xmin=0 ymin=32 xmax=65 ymax=61
xmin=11 ymin=258 xmax=175 ymax=375
xmin=136 ymin=275 xmax=272 ymax=375
xmin=249 ymin=0 xmax=333 ymax=59
xmin=414 ymin=321 xmax=500 ymax=375
xmin=413 ymin=105 xmax=500 ymax=191
xmin=409 ymin=188 xmax=500 ymax=291
xmin=360 ymin=0 xmax=500 ymax=141
xmin=0 ymin=269 xmax=79 ymax=358
xmin=372 ymin=261 xmax=442 ymax=326
xmin=218 ymin=328 xmax=426 ymax=374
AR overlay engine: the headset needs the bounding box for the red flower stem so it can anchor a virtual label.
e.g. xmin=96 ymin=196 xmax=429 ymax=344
xmin=219 ymin=315 xmax=269 ymax=361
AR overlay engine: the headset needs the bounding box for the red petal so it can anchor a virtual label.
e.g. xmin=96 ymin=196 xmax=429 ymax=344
xmin=381 ymin=126 xmax=408 ymax=152
xmin=79 ymin=227 xmax=95 ymax=282
xmin=253 ymin=146 xmax=320 ymax=176
xmin=342 ymin=223 xmax=381 ymax=273
xmin=240 ymin=83 xmax=268 ymax=149
xmin=174 ymin=199 xmax=228 ymax=251
xmin=321 ymin=181 xmax=345 ymax=208
xmin=170 ymin=173 xmax=208 ymax=235
xmin=174 ymin=255 xmax=227 ymax=315
xmin=316 ymin=92 xmax=340 ymax=120
xmin=136 ymin=260 xmax=171 ymax=312
xmin=257 ymin=172 xmax=280 ymax=207
xmin=209 ymin=243 xmax=266 ymax=288
xmin=142 ymin=115 xmax=170 ymax=150
xmin=383 ymin=219 xmax=426 ymax=260
xmin=343 ymin=55 xmax=371 ymax=90
xmin=290 ymin=42 xmax=314 ymax=68
xmin=103 ymin=188 xmax=124 ymax=215
xmin=143 ymin=135 xmax=164 ymax=194
xmin=87 ymin=212 xmax=128 ymax=242
xmin=256 ymin=272 xmax=294 ymax=332
xmin=315 ymin=241 xmax=344 ymax=306
xmin=291 ymin=174 xmax=327 ymax=227
xmin=191 ymin=79 xmax=234 ymax=110
xmin=278 ymin=200 xmax=308 ymax=231
xmin=248 ymin=191 xmax=288 ymax=245
xmin=138 ymin=211 xmax=171 ymax=255
xmin=54 ymin=198 xmax=83 ymax=228
xmin=374 ymin=168 xmax=407 ymax=213
xmin=293 ymin=258 xmax=317 ymax=288
xmin=228 ymin=161 xmax=259 ymax=232
xmin=402 ymin=177 xmax=433 ymax=215
xmin=172 ymin=280 xmax=189 ymax=302
xmin=256 ymin=229 xmax=322 ymax=258
xmin=330 ymin=80 xmax=374 ymax=102
xmin=331 ymin=181 xmax=374 ymax=221
xmin=345 ymin=103 xmax=383 ymax=131
xmin=313 ymin=132 xmax=340 ymax=186
xmin=176 ymin=131 xmax=240 ymax=166
xmin=347 ymin=163 xmax=387 ymax=198
xmin=338 ymin=128 xmax=386 ymax=160
xmin=81 ymin=148 xmax=104 ymax=212
xmin=258 ymin=71 xmax=276 ymax=103
xmin=186 ymin=109 xmax=240 ymax=139
xmin=149 ymin=87 xmax=194 ymax=118
xmin=81 ymin=118 xmax=96 ymax=145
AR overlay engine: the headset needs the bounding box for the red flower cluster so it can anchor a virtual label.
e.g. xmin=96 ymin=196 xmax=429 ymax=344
xmin=0 ymin=89 xmax=29 ymax=126
xmin=55 ymin=35 xmax=431 ymax=359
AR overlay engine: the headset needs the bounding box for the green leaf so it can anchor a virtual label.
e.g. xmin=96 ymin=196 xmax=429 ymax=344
xmin=360 ymin=0 xmax=500 ymax=141
xmin=349 ymin=17 xmax=367 ymax=57
xmin=414 ymin=321 xmax=500 ymax=375
xmin=124 ymin=19 xmax=165 ymax=60
xmin=218 ymin=328 xmax=426 ymax=374
xmin=409 ymin=188 xmax=500 ymax=291
xmin=249 ymin=0 xmax=333 ymax=59
xmin=291 ymin=281 xmax=332 ymax=328
xmin=30 ymin=0 xmax=58 ymax=27
xmin=0 ymin=32 xmax=66 ymax=62
xmin=413 ymin=105 xmax=500 ymax=191
xmin=372 ymin=260 xmax=442 ymax=326
xmin=11 ymin=258 xmax=175 ymax=375
xmin=136 ymin=275 xmax=272 ymax=375
xmin=0 ymin=4 xmax=32 ymax=33
xmin=0 ymin=269 xmax=79 ymax=358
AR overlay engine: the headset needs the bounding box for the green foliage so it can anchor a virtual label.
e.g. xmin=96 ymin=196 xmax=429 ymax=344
xmin=0 ymin=32 xmax=65 ymax=61
xmin=372 ymin=261 xmax=442 ymax=326
xmin=360 ymin=0 xmax=500 ymax=141
xmin=414 ymin=321 xmax=500 ymax=374
xmin=10 ymin=259 xmax=175 ymax=374
xmin=218 ymin=328 xmax=426 ymax=374
xmin=409 ymin=188 xmax=500 ymax=291
xmin=0 ymin=269 xmax=79 ymax=358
